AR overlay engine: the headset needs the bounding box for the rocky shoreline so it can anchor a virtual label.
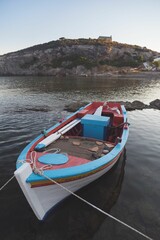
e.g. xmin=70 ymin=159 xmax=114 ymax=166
xmin=0 ymin=38 xmax=160 ymax=76
xmin=113 ymin=70 xmax=160 ymax=78
xmin=64 ymin=99 xmax=160 ymax=112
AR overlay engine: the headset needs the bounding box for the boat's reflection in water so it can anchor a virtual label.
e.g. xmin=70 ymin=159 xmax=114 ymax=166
xmin=1 ymin=148 xmax=127 ymax=240
xmin=44 ymin=148 xmax=127 ymax=240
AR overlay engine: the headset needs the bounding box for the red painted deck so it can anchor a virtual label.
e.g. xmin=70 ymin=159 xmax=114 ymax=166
xmin=27 ymin=152 xmax=90 ymax=170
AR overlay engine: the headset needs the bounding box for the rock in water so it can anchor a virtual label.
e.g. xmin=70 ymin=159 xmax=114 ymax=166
xmin=149 ymin=99 xmax=160 ymax=109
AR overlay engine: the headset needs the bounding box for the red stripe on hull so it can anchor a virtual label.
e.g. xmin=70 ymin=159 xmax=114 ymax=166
xmin=30 ymin=152 xmax=122 ymax=188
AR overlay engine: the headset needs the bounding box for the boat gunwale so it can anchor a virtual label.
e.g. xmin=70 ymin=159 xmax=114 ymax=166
xmin=26 ymin=129 xmax=128 ymax=183
xmin=16 ymin=103 xmax=92 ymax=169
xmin=16 ymin=104 xmax=129 ymax=184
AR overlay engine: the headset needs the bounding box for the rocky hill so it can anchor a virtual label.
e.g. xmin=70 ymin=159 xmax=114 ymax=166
xmin=0 ymin=38 xmax=159 ymax=76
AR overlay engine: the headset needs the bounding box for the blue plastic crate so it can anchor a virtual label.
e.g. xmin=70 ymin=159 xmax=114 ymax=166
xmin=81 ymin=114 xmax=110 ymax=140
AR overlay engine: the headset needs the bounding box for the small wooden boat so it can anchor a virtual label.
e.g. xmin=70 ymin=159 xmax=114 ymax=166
xmin=14 ymin=101 xmax=129 ymax=220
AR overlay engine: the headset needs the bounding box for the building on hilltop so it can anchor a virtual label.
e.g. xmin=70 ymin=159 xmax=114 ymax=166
xmin=98 ymin=36 xmax=112 ymax=42
xmin=59 ymin=37 xmax=66 ymax=40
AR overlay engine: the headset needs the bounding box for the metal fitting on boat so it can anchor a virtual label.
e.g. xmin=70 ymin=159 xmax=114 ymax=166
xmin=41 ymin=129 xmax=48 ymax=137
xmin=116 ymin=137 xmax=122 ymax=144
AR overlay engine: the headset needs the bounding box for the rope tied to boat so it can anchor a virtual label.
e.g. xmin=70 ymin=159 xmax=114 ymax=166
xmin=0 ymin=154 xmax=37 ymax=191
xmin=0 ymin=175 xmax=15 ymax=191
xmin=109 ymin=121 xmax=130 ymax=129
xmin=31 ymin=166 xmax=153 ymax=240
xmin=1 ymin=150 xmax=153 ymax=240
xmin=24 ymin=150 xmax=153 ymax=240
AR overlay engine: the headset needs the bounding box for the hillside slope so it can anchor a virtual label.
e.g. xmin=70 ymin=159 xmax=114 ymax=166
xmin=0 ymin=38 xmax=159 ymax=76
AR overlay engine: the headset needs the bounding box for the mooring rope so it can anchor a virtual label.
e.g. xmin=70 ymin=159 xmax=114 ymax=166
xmin=0 ymin=175 xmax=15 ymax=191
xmin=39 ymin=171 xmax=153 ymax=240
xmin=0 ymin=149 xmax=153 ymax=240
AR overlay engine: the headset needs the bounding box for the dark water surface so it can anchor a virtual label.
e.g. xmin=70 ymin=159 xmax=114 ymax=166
xmin=0 ymin=76 xmax=160 ymax=240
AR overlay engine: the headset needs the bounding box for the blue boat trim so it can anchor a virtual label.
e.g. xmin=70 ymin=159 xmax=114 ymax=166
xmin=16 ymin=103 xmax=129 ymax=184
xmin=26 ymin=127 xmax=128 ymax=183
xmin=45 ymin=103 xmax=92 ymax=134
xmin=16 ymin=103 xmax=92 ymax=169
xmin=16 ymin=134 xmax=43 ymax=169
xmin=35 ymin=143 xmax=46 ymax=151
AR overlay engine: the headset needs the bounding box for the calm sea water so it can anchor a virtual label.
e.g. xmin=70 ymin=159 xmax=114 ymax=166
xmin=0 ymin=75 xmax=160 ymax=240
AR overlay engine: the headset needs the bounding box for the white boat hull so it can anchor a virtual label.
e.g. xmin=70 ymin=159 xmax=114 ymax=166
xmin=14 ymin=154 xmax=120 ymax=220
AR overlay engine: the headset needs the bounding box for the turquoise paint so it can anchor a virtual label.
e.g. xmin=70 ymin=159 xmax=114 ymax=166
xmin=16 ymin=103 xmax=129 ymax=184
xmin=35 ymin=143 xmax=46 ymax=151
xmin=16 ymin=134 xmax=43 ymax=169
xmin=45 ymin=103 xmax=92 ymax=134
xmin=81 ymin=114 xmax=110 ymax=140
xmin=26 ymin=127 xmax=129 ymax=183
xmin=38 ymin=153 xmax=68 ymax=165
xmin=16 ymin=103 xmax=92 ymax=169
xmin=81 ymin=114 xmax=110 ymax=126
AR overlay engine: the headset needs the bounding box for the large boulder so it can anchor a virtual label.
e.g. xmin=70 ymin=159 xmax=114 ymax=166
xmin=64 ymin=101 xmax=89 ymax=112
xmin=124 ymin=100 xmax=148 ymax=111
xmin=149 ymin=99 xmax=160 ymax=109
xmin=64 ymin=99 xmax=160 ymax=112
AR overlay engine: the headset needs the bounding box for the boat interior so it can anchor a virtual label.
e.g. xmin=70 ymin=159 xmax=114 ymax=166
xmin=28 ymin=102 xmax=125 ymax=170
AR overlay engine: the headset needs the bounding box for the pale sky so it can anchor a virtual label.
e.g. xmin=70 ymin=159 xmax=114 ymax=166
xmin=0 ymin=0 xmax=160 ymax=55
